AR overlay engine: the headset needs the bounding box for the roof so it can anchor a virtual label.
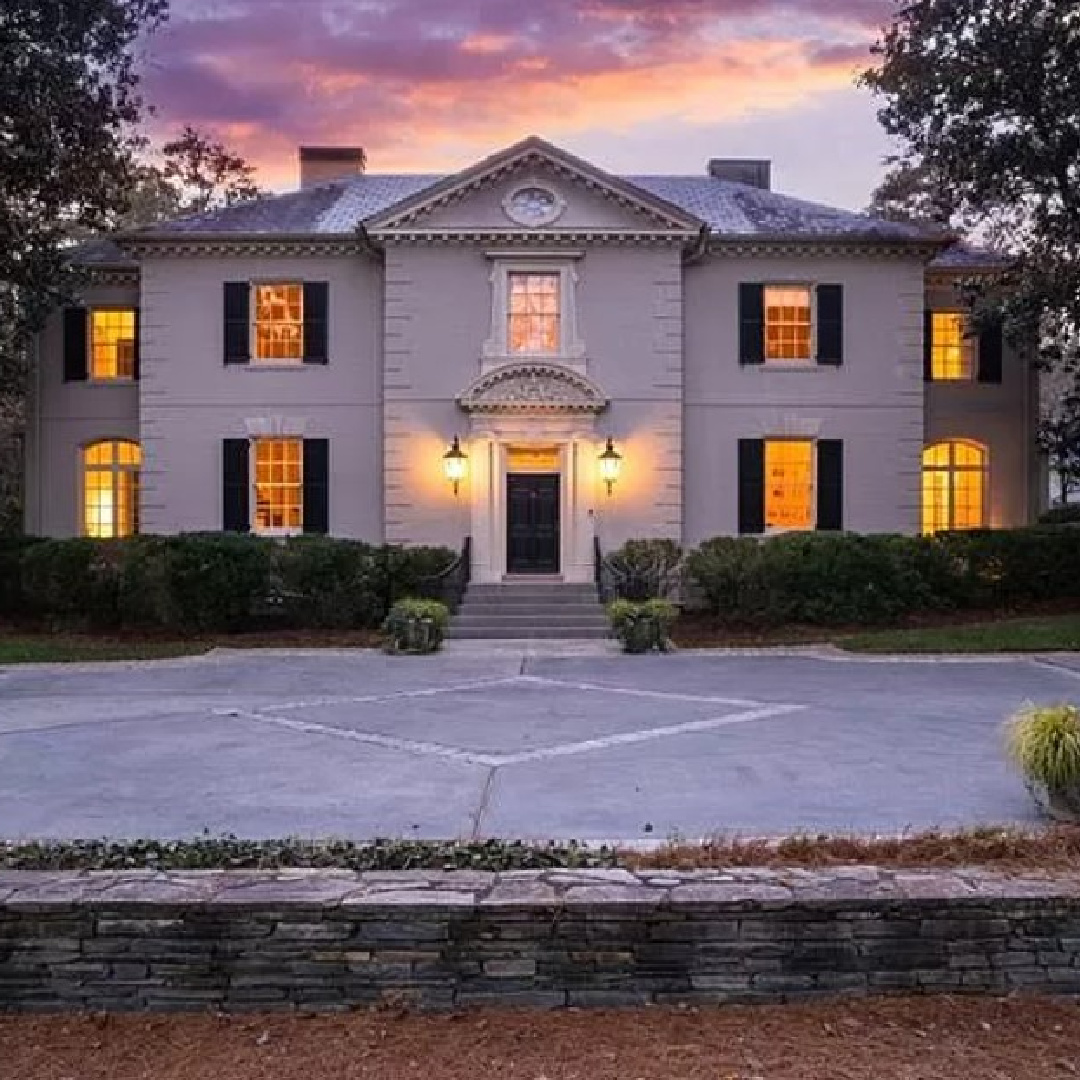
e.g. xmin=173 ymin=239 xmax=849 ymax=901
xmin=928 ymin=243 xmax=1011 ymax=271
xmin=113 ymin=171 xmax=939 ymax=244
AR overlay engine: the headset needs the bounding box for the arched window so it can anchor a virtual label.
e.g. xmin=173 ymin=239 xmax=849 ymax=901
xmin=84 ymin=440 xmax=141 ymax=538
xmin=922 ymin=440 xmax=987 ymax=534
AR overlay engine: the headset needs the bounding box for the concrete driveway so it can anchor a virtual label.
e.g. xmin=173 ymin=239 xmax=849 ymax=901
xmin=2 ymin=645 xmax=1079 ymax=842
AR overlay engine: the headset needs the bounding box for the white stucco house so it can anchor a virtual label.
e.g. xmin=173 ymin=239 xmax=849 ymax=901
xmin=26 ymin=136 xmax=1041 ymax=594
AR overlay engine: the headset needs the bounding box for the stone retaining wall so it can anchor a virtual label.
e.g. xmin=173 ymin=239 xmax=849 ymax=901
xmin=3 ymin=867 xmax=1080 ymax=1011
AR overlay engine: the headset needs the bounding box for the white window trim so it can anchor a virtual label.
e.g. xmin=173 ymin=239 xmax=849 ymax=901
xmin=250 ymin=280 xmax=305 ymax=366
xmin=482 ymin=258 xmax=585 ymax=373
xmin=763 ymin=436 xmax=817 ymax=534
xmin=80 ymin=438 xmax=141 ymax=538
xmin=762 ymin=282 xmax=817 ymax=367
xmin=249 ymin=435 xmax=304 ymax=538
xmin=921 ymin=439 xmax=990 ymax=533
xmin=87 ymin=307 xmax=138 ymax=384
xmin=929 ymin=310 xmax=976 ymax=382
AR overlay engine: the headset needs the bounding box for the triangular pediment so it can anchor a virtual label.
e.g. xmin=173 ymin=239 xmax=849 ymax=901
xmin=458 ymin=362 xmax=608 ymax=414
xmin=365 ymin=136 xmax=703 ymax=237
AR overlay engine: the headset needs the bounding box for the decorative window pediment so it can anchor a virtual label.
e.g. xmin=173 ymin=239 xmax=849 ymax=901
xmin=458 ymin=362 xmax=608 ymax=415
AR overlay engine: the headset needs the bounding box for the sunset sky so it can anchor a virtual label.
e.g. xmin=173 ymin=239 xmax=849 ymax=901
xmin=141 ymin=0 xmax=900 ymax=209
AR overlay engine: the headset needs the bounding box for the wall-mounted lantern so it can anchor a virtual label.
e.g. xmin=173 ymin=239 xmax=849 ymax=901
xmin=443 ymin=435 xmax=468 ymax=496
xmin=598 ymin=437 xmax=623 ymax=496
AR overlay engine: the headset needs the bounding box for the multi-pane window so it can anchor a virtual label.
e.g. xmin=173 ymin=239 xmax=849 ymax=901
xmin=84 ymin=440 xmax=140 ymax=538
xmin=508 ymin=272 xmax=560 ymax=354
xmin=90 ymin=310 xmax=137 ymax=380
xmin=765 ymin=285 xmax=812 ymax=361
xmin=253 ymin=437 xmax=302 ymax=532
xmin=931 ymin=312 xmax=973 ymax=380
xmin=765 ymin=439 xmax=814 ymax=530
xmin=254 ymin=283 xmax=303 ymax=362
xmin=922 ymin=440 xmax=987 ymax=534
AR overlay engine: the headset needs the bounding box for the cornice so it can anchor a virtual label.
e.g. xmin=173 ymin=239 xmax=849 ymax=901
xmin=709 ymin=236 xmax=950 ymax=261
xmin=374 ymin=229 xmax=694 ymax=246
xmin=119 ymin=235 xmax=369 ymax=259
xmin=73 ymin=266 xmax=140 ymax=286
xmin=458 ymin=360 xmax=608 ymax=415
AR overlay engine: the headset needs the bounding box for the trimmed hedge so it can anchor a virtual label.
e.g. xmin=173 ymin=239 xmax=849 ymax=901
xmin=685 ymin=527 xmax=1080 ymax=628
xmin=2 ymin=534 xmax=456 ymax=634
xmin=1040 ymin=505 xmax=1080 ymax=525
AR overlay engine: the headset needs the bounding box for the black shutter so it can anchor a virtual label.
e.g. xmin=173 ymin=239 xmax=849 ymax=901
xmin=977 ymin=318 xmax=1004 ymax=383
xmin=63 ymin=307 xmax=88 ymax=382
xmin=816 ymin=440 xmax=844 ymax=532
xmin=133 ymin=307 xmax=141 ymax=381
xmin=738 ymin=439 xmax=765 ymax=534
xmin=923 ymin=308 xmax=934 ymax=382
xmin=816 ymin=284 xmax=843 ymax=365
xmin=302 ymin=282 xmax=329 ymax=364
xmin=223 ymin=283 xmax=250 ymax=364
xmin=739 ymin=283 xmax=765 ymax=365
xmin=303 ymin=438 xmax=329 ymax=534
xmin=222 ymin=439 xmax=250 ymax=532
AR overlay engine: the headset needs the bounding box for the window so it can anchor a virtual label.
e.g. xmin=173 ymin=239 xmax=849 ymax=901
xmin=922 ymin=440 xmax=987 ymax=534
xmin=931 ymin=312 xmax=973 ymax=380
xmin=253 ymin=437 xmax=302 ymax=533
xmin=89 ymin=310 xmax=137 ymax=380
xmin=765 ymin=439 xmax=814 ymax=530
xmin=508 ymin=272 xmax=560 ymax=354
xmin=764 ymin=285 xmax=812 ymax=361
xmin=254 ymin=283 xmax=303 ymax=362
xmin=84 ymin=440 xmax=140 ymax=538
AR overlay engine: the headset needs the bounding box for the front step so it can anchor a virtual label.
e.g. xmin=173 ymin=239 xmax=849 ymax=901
xmin=447 ymin=580 xmax=610 ymax=641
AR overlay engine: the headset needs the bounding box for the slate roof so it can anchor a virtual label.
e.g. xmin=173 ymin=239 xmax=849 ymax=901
xmin=70 ymin=167 xmax=999 ymax=269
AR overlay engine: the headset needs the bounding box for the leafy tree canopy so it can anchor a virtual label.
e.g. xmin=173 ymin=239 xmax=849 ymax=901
xmin=863 ymin=0 xmax=1080 ymax=370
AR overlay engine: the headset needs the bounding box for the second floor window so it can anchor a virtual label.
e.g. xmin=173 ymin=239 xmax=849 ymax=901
xmin=930 ymin=312 xmax=973 ymax=380
xmin=508 ymin=272 xmax=560 ymax=354
xmin=90 ymin=310 xmax=137 ymax=380
xmin=254 ymin=283 xmax=304 ymax=362
xmin=764 ymin=285 xmax=812 ymax=362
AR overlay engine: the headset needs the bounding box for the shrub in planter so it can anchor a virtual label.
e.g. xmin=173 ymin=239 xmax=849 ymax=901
xmin=1007 ymin=703 xmax=1080 ymax=821
xmin=383 ymin=598 xmax=450 ymax=654
xmin=604 ymin=538 xmax=682 ymax=600
xmin=607 ymin=598 xmax=677 ymax=654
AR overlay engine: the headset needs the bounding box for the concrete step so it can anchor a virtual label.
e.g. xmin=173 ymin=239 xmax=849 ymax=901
xmin=465 ymin=585 xmax=599 ymax=598
xmin=447 ymin=625 xmax=610 ymax=640
xmin=453 ymin=613 xmax=609 ymax=628
xmin=457 ymin=601 xmax=607 ymax=616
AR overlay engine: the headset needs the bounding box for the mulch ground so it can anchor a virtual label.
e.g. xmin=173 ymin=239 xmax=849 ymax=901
xmin=3 ymin=997 xmax=1080 ymax=1079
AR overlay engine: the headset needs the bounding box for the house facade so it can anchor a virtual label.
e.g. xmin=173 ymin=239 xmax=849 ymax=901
xmin=25 ymin=137 xmax=1042 ymax=584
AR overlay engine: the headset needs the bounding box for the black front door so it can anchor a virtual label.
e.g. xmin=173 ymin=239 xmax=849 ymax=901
xmin=507 ymin=473 xmax=560 ymax=574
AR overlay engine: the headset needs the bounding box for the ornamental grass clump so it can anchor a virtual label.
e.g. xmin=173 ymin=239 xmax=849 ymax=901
xmin=607 ymin=598 xmax=677 ymax=654
xmin=1006 ymin=703 xmax=1080 ymax=821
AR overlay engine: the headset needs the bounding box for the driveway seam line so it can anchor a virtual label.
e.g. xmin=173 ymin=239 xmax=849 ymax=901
xmin=470 ymin=767 xmax=498 ymax=840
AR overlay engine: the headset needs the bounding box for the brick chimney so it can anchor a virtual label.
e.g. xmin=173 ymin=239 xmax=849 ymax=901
xmin=708 ymin=159 xmax=771 ymax=190
xmin=299 ymin=146 xmax=366 ymax=189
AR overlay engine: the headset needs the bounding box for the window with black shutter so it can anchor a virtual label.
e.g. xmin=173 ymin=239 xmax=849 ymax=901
xmin=816 ymin=440 xmax=844 ymax=531
xmin=738 ymin=284 xmax=765 ymax=365
xmin=223 ymin=283 xmax=251 ymax=364
xmin=815 ymin=284 xmax=843 ymax=365
xmin=738 ymin=439 xmax=765 ymax=534
xmin=977 ymin=318 xmax=1004 ymax=383
xmin=63 ymin=307 xmax=89 ymax=382
xmin=222 ymin=438 xmax=250 ymax=532
xmin=302 ymin=282 xmax=329 ymax=364
xmin=302 ymin=439 xmax=329 ymax=534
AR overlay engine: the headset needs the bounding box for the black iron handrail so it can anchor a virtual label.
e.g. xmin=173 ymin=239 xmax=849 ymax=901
xmin=416 ymin=535 xmax=471 ymax=611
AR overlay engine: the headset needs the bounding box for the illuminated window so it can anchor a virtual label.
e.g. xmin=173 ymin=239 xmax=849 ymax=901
xmin=765 ymin=285 xmax=812 ymax=361
xmin=90 ymin=310 xmax=137 ymax=380
xmin=508 ymin=272 xmax=560 ymax=354
xmin=254 ymin=283 xmax=303 ymax=361
xmin=931 ymin=312 xmax=973 ymax=380
xmin=253 ymin=437 xmax=302 ymax=533
xmin=922 ymin=440 xmax=987 ymax=534
xmin=83 ymin=440 xmax=141 ymax=538
xmin=765 ymin=439 xmax=814 ymax=530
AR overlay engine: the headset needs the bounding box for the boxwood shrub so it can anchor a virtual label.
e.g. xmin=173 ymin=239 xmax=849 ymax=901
xmin=685 ymin=525 xmax=1080 ymax=628
xmin=3 ymin=533 xmax=455 ymax=634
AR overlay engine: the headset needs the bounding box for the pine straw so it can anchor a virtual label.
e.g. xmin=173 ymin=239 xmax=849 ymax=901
xmin=627 ymin=826 xmax=1080 ymax=873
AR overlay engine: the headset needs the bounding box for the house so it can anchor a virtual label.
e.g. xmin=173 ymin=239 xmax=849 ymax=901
xmin=25 ymin=136 xmax=1041 ymax=593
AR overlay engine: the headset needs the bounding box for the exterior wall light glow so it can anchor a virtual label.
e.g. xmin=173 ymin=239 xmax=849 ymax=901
xmin=443 ymin=435 xmax=468 ymax=495
xmin=598 ymin=437 xmax=622 ymax=496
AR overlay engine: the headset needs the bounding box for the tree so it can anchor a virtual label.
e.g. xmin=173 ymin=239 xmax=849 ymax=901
xmin=159 ymin=125 xmax=264 ymax=217
xmin=863 ymin=1 xmax=1080 ymax=369
xmin=1040 ymin=376 xmax=1080 ymax=505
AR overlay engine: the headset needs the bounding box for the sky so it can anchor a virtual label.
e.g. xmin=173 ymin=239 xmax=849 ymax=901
xmin=140 ymin=0 xmax=901 ymax=210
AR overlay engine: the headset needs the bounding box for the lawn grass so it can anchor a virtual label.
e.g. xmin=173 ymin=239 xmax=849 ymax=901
xmin=0 ymin=635 xmax=212 ymax=664
xmin=838 ymin=612 xmax=1080 ymax=654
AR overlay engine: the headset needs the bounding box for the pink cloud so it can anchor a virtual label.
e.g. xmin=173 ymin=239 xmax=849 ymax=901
xmin=140 ymin=0 xmax=892 ymax=186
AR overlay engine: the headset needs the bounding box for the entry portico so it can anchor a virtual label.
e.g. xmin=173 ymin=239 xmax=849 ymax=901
xmin=457 ymin=361 xmax=608 ymax=584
